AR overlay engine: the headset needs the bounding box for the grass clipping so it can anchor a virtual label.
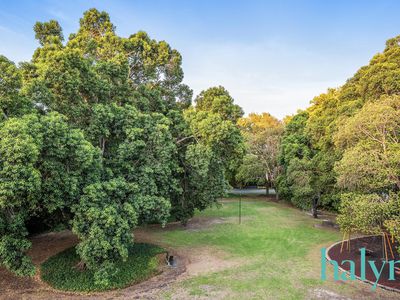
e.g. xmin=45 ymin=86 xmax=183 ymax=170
xmin=41 ymin=243 xmax=165 ymax=292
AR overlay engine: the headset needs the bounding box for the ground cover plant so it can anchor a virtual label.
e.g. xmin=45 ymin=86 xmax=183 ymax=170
xmin=41 ymin=243 xmax=165 ymax=292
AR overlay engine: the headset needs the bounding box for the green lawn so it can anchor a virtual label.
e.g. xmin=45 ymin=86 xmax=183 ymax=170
xmin=155 ymin=198 xmax=379 ymax=299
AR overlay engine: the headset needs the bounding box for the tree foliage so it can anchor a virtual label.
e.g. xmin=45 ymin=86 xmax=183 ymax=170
xmin=0 ymin=113 xmax=100 ymax=276
xmin=334 ymin=96 xmax=400 ymax=192
xmin=174 ymin=88 xmax=245 ymax=222
xmin=237 ymin=113 xmax=283 ymax=192
xmin=235 ymin=154 xmax=265 ymax=187
xmin=72 ymin=178 xmax=138 ymax=286
xmin=195 ymin=86 xmax=243 ymax=122
xmin=34 ymin=20 xmax=64 ymax=46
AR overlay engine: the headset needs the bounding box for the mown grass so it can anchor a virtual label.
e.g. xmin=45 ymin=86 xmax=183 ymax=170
xmin=41 ymin=243 xmax=165 ymax=292
xmin=158 ymin=198 xmax=348 ymax=299
xmin=163 ymin=200 xmax=337 ymax=258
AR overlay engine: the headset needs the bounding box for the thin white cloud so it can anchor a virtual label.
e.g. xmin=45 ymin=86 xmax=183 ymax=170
xmin=0 ymin=25 xmax=13 ymax=33
xmin=181 ymin=40 xmax=351 ymax=119
xmin=47 ymin=9 xmax=73 ymax=23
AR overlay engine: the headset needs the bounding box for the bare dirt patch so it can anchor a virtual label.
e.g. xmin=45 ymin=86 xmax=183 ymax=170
xmin=137 ymin=215 xmax=230 ymax=234
xmin=179 ymin=246 xmax=242 ymax=277
xmin=310 ymin=288 xmax=351 ymax=299
xmin=0 ymin=230 xmax=78 ymax=298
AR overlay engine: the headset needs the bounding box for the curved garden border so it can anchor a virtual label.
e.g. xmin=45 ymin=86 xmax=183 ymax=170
xmin=325 ymin=235 xmax=400 ymax=293
xmin=38 ymin=249 xmax=187 ymax=298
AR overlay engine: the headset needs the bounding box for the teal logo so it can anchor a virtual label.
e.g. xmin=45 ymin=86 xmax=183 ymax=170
xmin=320 ymin=247 xmax=400 ymax=290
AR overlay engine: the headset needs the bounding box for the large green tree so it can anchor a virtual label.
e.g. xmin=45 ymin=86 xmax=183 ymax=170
xmin=238 ymin=113 xmax=283 ymax=194
xmin=173 ymin=87 xmax=245 ymax=222
xmin=0 ymin=9 xmax=244 ymax=285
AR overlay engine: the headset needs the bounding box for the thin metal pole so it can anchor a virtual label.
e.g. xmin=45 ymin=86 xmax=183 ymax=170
xmin=239 ymin=187 xmax=242 ymax=224
xmin=382 ymin=234 xmax=385 ymax=261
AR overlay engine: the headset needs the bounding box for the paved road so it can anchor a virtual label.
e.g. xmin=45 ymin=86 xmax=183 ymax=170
xmin=230 ymin=188 xmax=276 ymax=195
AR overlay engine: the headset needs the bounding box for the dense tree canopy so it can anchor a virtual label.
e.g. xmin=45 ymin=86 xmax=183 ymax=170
xmin=334 ymin=96 xmax=400 ymax=192
xmin=0 ymin=9 xmax=244 ymax=286
xmin=277 ymin=34 xmax=400 ymax=236
xmin=0 ymin=113 xmax=100 ymax=276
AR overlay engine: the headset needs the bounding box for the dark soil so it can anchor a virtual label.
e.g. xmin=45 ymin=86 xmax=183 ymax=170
xmin=327 ymin=235 xmax=400 ymax=291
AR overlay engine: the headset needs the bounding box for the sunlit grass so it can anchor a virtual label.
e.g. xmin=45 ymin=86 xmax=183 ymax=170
xmin=162 ymin=199 xmax=338 ymax=258
xmin=158 ymin=198 xmax=346 ymax=299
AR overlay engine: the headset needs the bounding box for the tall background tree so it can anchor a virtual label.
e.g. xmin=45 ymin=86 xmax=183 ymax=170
xmin=237 ymin=113 xmax=283 ymax=195
xmin=277 ymin=34 xmax=400 ymax=227
xmin=175 ymin=86 xmax=245 ymax=222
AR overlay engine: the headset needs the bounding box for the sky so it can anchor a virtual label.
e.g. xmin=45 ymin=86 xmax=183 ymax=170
xmin=1 ymin=0 xmax=400 ymax=119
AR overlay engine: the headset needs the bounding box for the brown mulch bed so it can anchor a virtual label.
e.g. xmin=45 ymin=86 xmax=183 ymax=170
xmin=327 ymin=235 xmax=400 ymax=291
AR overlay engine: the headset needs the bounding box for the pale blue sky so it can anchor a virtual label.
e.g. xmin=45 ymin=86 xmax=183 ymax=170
xmin=1 ymin=0 xmax=400 ymax=118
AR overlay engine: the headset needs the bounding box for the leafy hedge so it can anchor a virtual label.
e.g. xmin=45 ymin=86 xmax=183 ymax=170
xmin=41 ymin=243 xmax=165 ymax=292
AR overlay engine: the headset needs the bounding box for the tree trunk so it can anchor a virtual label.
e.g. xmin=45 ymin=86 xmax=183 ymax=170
xmin=265 ymin=172 xmax=269 ymax=196
xmin=99 ymin=137 xmax=106 ymax=156
xmin=312 ymin=193 xmax=320 ymax=218
xmin=312 ymin=205 xmax=318 ymax=218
